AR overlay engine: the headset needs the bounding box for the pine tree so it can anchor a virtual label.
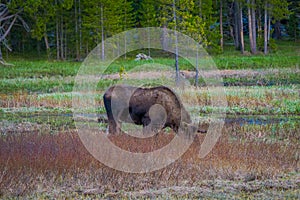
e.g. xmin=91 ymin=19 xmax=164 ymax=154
xmin=82 ymin=0 xmax=136 ymax=59
xmin=139 ymin=0 xmax=159 ymax=56
xmin=287 ymin=0 xmax=300 ymax=41
xmin=139 ymin=0 xmax=159 ymax=28
xmin=247 ymin=0 xmax=257 ymax=54
xmin=195 ymin=0 xmax=221 ymax=52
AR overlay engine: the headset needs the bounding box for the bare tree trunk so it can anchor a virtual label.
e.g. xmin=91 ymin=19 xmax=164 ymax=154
xmin=234 ymin=0 xmax=240 ymax=50
xmin=124 ymin=0 xmax=127 ymax=59
xmin=274 ymin=21 xmax=281 ymax=39
xmin=248 ymin=0 xmax=254 ymax=53
xmin=79 ymin=0 xmax=82 ymax=59
xmin=60 ymin=15 xmax=64 ymax=60
xmin=55 ymin=0 xmax=60 ymax=60
xmin=251 ymin=0 xmax=257 ymax=53
xmin=0 ymin=19 xmax=2 ymax=61
xmin=229 ymin=25 xmax=234 ymax=42
xmin=116 ymin=35 xmax=120 ymax=57
xmin=173 ymin=0 xmax=179 ymax=86
xmin=239 ymin=2 xmax=244 ymax=54
xmin=264 ymin=3 xmax=268 ymax=55
xmin=56 ymin=16 xmax=60 ymax=60
xmin=65 ymin=25 xmax=67 ymax=60
xmin=220 ymin=0 xmax=223 ymax=50
xmin=75 ymin=0 xmax=80 ymax=61
xmin=228 ymin=2 xmax=235 ymax=43
xmin=162 ymin=25 xmax=168 ymax=50
xmin=258 ymin=8 xmax=262 ymax=38
xmin=44 ymin=34 xmax=50 ymax=52
xmin=0 ymin=17 xmax=2 ymax=61
xmin=195 ymin=45 xmax=199 ymax=87
xmin=44 ymin=34 xmax=50 ymax=60
xmin=0 ymin=47 xmax=2 ymax=61
xmin=101 ymin=4 xmax=105 ymax=61
xmin=267 ymin=13 xmax=271 ymax=41
xmin=0 ymin=15 xmax=17 ymax=43
xmin=148 ymin=27 xmax=151 ymax=56
xmin=86 ymin=42 xmax=89 ymax=56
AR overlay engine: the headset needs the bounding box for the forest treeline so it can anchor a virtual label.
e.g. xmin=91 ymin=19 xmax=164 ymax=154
xmin=0 ymin=0 xmax=299 ymax=61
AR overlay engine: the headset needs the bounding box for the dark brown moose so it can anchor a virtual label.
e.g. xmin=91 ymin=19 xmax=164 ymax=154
xmin=103 ymin=85 xmax=194 ymax=134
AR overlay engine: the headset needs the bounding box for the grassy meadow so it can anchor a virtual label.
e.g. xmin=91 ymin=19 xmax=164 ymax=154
xmin=0 ymin=41 xmax=299 ymax=198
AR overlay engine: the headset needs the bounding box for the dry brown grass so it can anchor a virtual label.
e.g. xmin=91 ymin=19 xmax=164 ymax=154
xmin=0 ymin=93 xmax=72 ymax=108
xmin=1 ymin=86 xmax=299 ymax=118
xmin=180 ymin=86 xmax=299 ymax=109
xmin=0 ymin=124 xmax=298 ymax=198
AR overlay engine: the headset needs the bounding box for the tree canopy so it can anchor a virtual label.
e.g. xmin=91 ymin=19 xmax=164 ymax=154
xmin=0 ymin=0 xmax=298 ymax=60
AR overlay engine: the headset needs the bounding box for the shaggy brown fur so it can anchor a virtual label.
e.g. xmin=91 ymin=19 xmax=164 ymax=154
xmin=103 ymin=85 xmax=192 ymax=134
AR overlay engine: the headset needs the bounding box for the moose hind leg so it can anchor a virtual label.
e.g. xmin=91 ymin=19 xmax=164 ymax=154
xmin=108 ymin=119 xmax=122 ymax=134
xmin=142 ymin=116 xmax=152 ymax=134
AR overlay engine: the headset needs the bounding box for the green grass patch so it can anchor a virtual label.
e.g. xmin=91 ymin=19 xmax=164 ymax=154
xmin=214 ymin=54 xmax=299 ymax=69
xmin=0 ymin=77 xmax=74 ymax=94
xmin=0 ymin=61 xmax=80 ymax=79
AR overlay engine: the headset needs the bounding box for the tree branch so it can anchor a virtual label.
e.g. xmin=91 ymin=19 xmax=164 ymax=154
xmin=0 ymin=15 xmax=17 ymax=42
xmin=17 ymin=15 xmax=30 ymax=32
xmin=0 ymin=6 xmax=8 ymax=17
xmin=0 ymin=14 xmax=17 ymax=42
xmin=0 ymin=14 xmax=16 ymax=22
xmin=0 ymin=59 xmax=14 ymax=66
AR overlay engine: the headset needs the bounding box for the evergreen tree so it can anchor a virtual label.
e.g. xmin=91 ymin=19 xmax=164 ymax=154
xmin=82 ymin=0 xmax=135 ymax=59
xmin=1 ymin=0 xmax=298 ymax=59
xmin=195 ymin=0 xmax=221 ymax=52
xmin=139 ymin=0 xmax=159 ymax=56
xmin=157 ymin=0 xmax=220 ymax=51
xmin=139 ymin=0 xmax=159 ymax=28
xmin=287 ymin=0 xmax=300 ymax=41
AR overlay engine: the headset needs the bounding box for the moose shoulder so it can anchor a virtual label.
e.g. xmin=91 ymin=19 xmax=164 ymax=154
xmin=103 ymin=85 xmax=193 ymax=134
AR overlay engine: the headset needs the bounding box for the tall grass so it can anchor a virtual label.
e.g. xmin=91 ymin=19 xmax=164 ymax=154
xmin=0 ymin=126 xmax=298 ymax=198
xmin=1 ymin=85 xmax=299 ymax=117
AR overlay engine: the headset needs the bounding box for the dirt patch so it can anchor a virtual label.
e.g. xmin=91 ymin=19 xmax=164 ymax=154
xmin=80 ymin=176 xmax=300 ymax=199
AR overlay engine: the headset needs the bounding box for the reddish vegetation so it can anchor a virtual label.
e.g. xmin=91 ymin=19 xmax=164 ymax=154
xmin=0 ymin=126 xmax=298 ymax=197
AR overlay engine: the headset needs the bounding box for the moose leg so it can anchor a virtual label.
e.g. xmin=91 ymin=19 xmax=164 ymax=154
xmin=108 ymin=119 xmax=122 ymax=134
xmin=106 ymin=109 xmax=122 ymax=134
xmin=142 ymin=116 xmax=152 ymax=134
